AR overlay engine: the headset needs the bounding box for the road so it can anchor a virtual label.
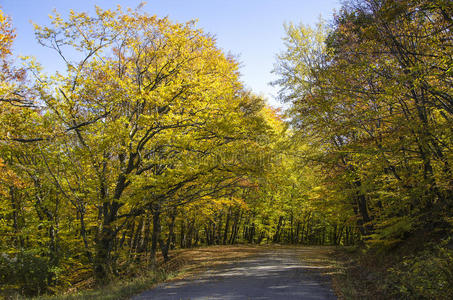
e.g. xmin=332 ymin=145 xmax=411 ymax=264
xmin=133 ymin=248 xmax=337 ymax=300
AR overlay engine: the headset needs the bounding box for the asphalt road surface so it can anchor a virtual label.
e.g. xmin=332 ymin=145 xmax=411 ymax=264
xmin=133 ymin=248 xmax=337 ymax=300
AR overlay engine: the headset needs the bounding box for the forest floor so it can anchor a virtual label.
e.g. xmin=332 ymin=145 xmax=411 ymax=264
xmin=132 ymin=245 xmax=338 ymax=299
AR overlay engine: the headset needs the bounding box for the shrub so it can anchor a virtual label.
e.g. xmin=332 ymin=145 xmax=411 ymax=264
xmin=385 ymin=244 xmax=453 ymax=299
xmin=0 ymin=250 xmax=54 ymax=297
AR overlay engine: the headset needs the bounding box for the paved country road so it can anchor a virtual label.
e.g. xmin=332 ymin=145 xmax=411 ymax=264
xmin=133 ymin=248 xmax=337 ymax=300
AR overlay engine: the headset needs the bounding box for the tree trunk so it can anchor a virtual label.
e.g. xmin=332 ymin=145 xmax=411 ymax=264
xmin=94 ymin=171 xmax=127 ymax=283
xmin=150 ymin=203 xmax=161 ymax=267
xmin=180 ymin=219 xmax=185 ymax=248
xmin=273 ymin=216 xmax=284 ymax=243
xmin=223 ymin=207 xmax=231 ymax=244
xmin=161 ymin=207 xmax=177 ymax=262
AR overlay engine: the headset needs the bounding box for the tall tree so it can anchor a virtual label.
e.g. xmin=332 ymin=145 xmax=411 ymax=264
xmin=26 ymin=6 xmax=272 ymax=282
xmin=273 ymin=0 xmax=452 ymax=244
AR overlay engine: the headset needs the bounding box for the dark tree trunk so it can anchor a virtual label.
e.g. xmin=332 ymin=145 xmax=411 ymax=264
xmin=161 ymin=207 xmax=177 ymax=262
xmin=150 ymin=203 xmax=162 ymax=266
xmin=223 ymin=207 xmax=231 ymax=244
xmin=229 ymin=209 xmax=242 ymax=244
xmin=248 ymin=222 xmax=255 ymax=243
xmin=180 ymin=219 xmax=185 ymax=248
xmin=294 ymin=221 xmax=300 ymax=244
xmin=94 ymin=170 xmax=128 ymax=283
xmin=273 ymin=216 xmax=284 ymax=243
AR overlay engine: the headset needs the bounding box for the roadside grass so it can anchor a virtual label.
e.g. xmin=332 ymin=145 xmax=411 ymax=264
xmin=31 ymin=269 xmax=173 ymax=300
xmin=329 ymin=246 xmax=369 ymax=300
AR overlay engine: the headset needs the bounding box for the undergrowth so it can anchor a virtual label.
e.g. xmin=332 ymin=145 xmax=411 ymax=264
xmin=333 ymin=235 xmax=453 ymax=300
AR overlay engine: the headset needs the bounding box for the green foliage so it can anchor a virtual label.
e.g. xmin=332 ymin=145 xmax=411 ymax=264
xmin=0 ymin=250 xmax=55 ymax=296
xmin=334 ymin=238 xmax=453 ymax=300
xmin=385 ymin=244 xmax=453 ymax=299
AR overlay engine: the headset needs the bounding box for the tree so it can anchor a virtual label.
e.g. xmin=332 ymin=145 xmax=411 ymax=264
xmin=273 ymin=0 xmax=453 ymax=245
xmin=26 ymin=6 xmax=272 ymax=282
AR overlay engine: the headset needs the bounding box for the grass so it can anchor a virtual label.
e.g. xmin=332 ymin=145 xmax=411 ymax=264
xmin=328 ymin=246 xmax=368 ymax=300
xmin=32 ymin=269 xmax=173 ymax=300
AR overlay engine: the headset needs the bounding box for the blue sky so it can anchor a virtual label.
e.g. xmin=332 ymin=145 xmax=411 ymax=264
xmin=1 ymin=0 xmax=341 ymax=107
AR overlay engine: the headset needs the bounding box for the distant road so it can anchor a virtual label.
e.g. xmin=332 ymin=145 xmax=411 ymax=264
xmin=133 ymin=247 xmax=337 ymax=300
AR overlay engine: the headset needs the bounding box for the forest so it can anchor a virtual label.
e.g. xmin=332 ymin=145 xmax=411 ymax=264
xmin=0 ymin=0 xmax=452 ymax=299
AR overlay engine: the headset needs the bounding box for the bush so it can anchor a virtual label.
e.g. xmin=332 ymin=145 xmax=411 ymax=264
xmin=0 ymin=250 xmax=54 ymax=297
xmin=385 ymin=244 xmax=453 ymax=299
